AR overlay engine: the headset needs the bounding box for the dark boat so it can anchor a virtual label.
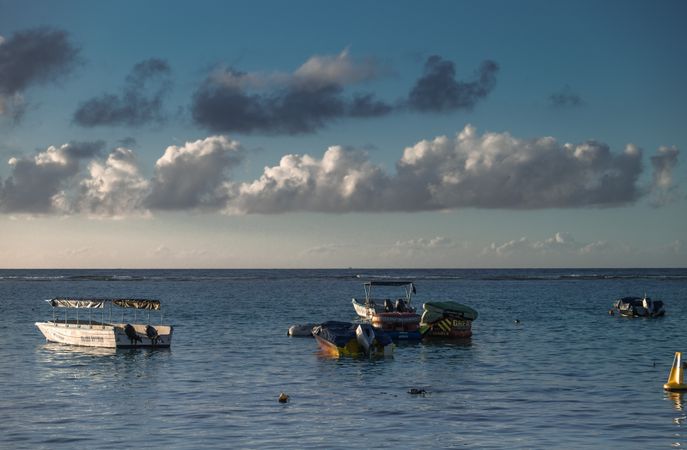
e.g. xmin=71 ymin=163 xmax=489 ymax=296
xmin=612 ymin=295 xmax=665 ymax=317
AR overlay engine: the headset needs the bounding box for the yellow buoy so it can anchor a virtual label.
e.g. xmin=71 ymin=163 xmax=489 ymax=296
xmin=664 ymin=352 xmax=687 ymax=391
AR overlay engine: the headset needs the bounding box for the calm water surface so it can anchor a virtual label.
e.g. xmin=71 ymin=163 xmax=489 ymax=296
xmin=1 ymin=268 xmax=686 ymax=449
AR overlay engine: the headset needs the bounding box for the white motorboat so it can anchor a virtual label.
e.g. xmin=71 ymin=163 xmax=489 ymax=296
xmin=351 ymin=280 xmax=422 ymax=340
xmin=35 ymin=297 xmax=173 ymax=348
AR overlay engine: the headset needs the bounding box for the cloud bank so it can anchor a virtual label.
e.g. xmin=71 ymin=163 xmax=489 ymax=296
xmin=0 ymin=141 xmax=103 ymax=213
xmin=0 ymin=126 xmax=679 ymax=216
xmin=483 ymin=232 xmax=610 ymax=257
xmin=0 ymin=27 xmax=80 ymax=121
xmin=191 ymin=49 xmax=391 ymax=134
xmin=191 ymin=50 xmax=497 ymax=134
xmin=73 ymin=58 xmax=172 ymax=127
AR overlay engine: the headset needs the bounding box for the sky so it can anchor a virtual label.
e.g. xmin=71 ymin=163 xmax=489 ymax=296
xmin=0 ymin=0 xmax=685 ymax=268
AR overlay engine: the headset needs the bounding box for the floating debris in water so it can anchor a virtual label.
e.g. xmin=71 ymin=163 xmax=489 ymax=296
xmin=278 ymin=392 xmax=289 ymax=403
xmin=514 ymin=319 xmax=521 ymax=324
xmin=408 ymin=388 xmax=427 ymax=395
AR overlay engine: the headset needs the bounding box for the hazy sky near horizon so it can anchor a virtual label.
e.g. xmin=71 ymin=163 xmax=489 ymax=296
xmin=1 ymin=0 xmax=685 ymax=268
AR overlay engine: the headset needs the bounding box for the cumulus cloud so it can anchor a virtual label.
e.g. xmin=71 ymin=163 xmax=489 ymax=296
xmin=77 ymin=147 xmax=150 ymax=217
xmin=406 ymin=56 xmax=499 ymax=112
xmin=398 ymin=126 xmax=645 ymax=209
xmin=0 ymin=141 xmax=103 ymax=213
xmin=228 ymin=145 xmax=394 ymax=213
xmin=549 ymin=85 xmax=583 ymax=108
xmin=191 ymin=49 xmax=390 ymax=135
xmin=147 ymin=135 xmax=243 ymax=210
xmin=650 ymin=145 xmax=680 ymax=206
xmin=229 ymin=125 xmax=651 ymax=213
xmin=73 ymin=58 xmax=172 ymax=127
xmin=0 ymin=126 xmax=680 ymax=217
xmin=0 ymin=27 xmax=79 ymax=120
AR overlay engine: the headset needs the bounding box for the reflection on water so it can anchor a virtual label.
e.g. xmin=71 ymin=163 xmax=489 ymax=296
xmin=668 ymin=392 xmax=685 ymax=411
xmin=41 ymin=342 xmax=117 ymax=357
xmin=36 ymin=342 xmax=171 ymax=388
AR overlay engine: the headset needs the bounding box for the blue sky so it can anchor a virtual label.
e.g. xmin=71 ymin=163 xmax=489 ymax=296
xmin=0 ymin=0 xmax=685 ymax=268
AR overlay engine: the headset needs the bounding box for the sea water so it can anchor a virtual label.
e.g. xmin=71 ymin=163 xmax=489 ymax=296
xmin=0 ymin=268 xmax=686 ymax=449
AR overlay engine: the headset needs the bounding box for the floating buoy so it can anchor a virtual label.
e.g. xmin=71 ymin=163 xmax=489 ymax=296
xmin=514 ymin=319 xmax=521 ymax=325
xmin=278 ymin=392 xmax=289 ymax=403
xmin=664 ymin=352 xmax=687 ymax=391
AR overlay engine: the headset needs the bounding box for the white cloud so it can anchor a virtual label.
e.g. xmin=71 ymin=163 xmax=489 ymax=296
xmin=396 ymin=125 xmax=644 ymax=209
xmin=147 ymin=135 xmax=243 ymax=210
xmin=77 ymin=147 xmax=150 ymax=218
xmin=0 ymin=141 xmax=102 ymax=214
xmin=229 ymin=145 xmax=393 ymax=214
xmin=211 ymin=48 xmax=383 ymax=91
xmin=227 ymin=125 xmax=659 ymax=213
xmin=294 ymin=48 xmax=382 ymax=87
xmin=0 ymin=126 xmax=681 ymax=217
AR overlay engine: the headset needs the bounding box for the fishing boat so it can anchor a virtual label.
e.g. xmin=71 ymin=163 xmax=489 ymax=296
xmin=312 ymin=321 xmax=394 ymax=357
xmin=419 ymin=301 xmax=478 ymax=338
xmin=35 ymin=297 xmax=173 ymax=348
xmin=351 ymin=280 xmax=422 ymax=340
xmin=612 ymin=295 xmax=665 ymax=317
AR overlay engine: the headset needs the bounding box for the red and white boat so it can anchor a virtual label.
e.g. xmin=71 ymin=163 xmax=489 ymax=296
xmin=351 ymin=280 xmax=422 ymax=340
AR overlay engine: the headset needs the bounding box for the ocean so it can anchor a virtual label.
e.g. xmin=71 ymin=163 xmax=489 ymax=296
xmin=1 ymin=268 xmax=686 ymax=449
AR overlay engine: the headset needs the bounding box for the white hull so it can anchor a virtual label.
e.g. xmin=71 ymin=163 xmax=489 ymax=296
xmin=352 ymin=299 xmax=378 ymax=319
xmin=35 ymin=321 xmax=172 ymax=348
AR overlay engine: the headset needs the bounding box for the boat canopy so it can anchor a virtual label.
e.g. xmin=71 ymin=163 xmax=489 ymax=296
xmin=48 ymin=298 xmax=161 ymax=310
xmin=365 ymin=280 xmax=416 ymax=293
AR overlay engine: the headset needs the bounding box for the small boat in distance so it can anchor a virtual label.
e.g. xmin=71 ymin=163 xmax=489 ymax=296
xmin=351 ymin=280 xmax=422 ymax=340
xmin=313 ymin=321 xmax=394 ymax=358
xmin=36 ymin=297 xmax=173 ymax=348
xmin=612 ymin=294 xmax=665 ymax=318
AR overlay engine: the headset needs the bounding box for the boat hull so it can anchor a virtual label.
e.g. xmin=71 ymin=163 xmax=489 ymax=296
xmin=352 ymin=299 xmax=422 ymax=340
xmin=314 ymin=334 xmax=362 ymax=357
xmin=420 ymin=317 xmax=473 ymax=338
xmin=36 ymin=321 xmax=172 ymax=348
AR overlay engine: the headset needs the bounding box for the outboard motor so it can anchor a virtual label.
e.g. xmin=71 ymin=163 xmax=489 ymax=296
xmin=356 ymin=324 xmax=376 ymax=355
xmin=124 ymin=324 xmax=142 ymax=343
xmin=146 ymin=325 xmax=160 ymax=344
xmin=384 ymin=299 xmax=394 ymax=312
